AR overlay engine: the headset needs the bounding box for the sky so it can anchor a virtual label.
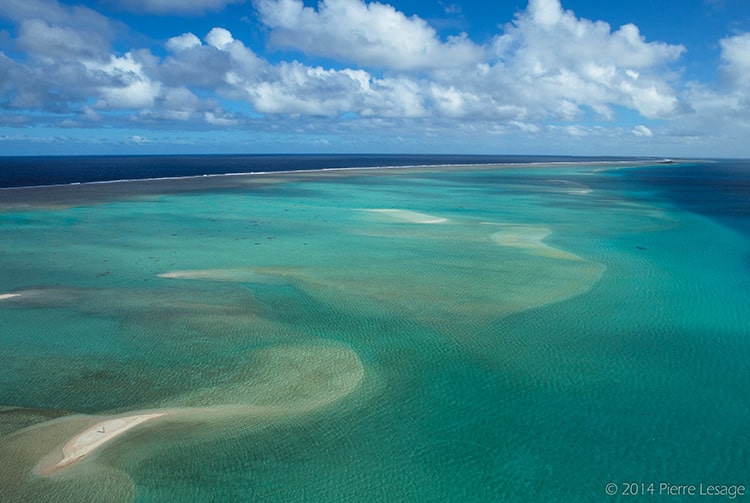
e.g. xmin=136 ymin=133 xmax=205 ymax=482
xmin=1 ymin=0 xmax=749 ymax=156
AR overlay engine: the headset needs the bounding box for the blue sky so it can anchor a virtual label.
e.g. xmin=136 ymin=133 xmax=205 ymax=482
xmin=1 ymin=0 xmax=749 ymax=156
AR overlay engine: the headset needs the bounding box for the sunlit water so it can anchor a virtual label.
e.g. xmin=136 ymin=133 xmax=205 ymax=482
xmin=1 ymin=161 xmax=748 ymax=501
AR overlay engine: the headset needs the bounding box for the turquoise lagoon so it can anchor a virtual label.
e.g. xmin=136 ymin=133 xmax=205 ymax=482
xmin=0 ymin=161 xmax=748 ymax=501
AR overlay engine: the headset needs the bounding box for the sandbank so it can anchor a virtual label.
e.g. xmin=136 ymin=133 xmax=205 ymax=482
xmin=37 ymin=413 xmax=166 ymax=475
xmin=363 ymin=209 xmax=448 ymax=224
xmin=0 ymin=293 xmax=21 ymax=301
xmin=35 ymin=343 xmax=365 ymax=476
xmin=488 ymin=225 xmax=583 ymax=261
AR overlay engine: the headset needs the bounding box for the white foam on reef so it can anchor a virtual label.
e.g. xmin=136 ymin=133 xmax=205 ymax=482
xmin=0 ymin=293 xmax=21 ymax=301
xmin=0 ymin=159 xmax=682 ymax=193
xmin=361 ymin=209 xmax=448 ymax=224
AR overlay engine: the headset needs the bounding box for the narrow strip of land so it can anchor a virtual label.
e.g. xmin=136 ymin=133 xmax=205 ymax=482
xmin=37 ymin=413 xmax=166 ymax=475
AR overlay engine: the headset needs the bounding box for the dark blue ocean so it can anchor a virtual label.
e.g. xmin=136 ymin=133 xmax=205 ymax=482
xmin=0 ymin=154 xmax=638 ymax=188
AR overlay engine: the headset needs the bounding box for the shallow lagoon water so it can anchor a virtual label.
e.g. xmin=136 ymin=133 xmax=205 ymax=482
xmin=0 ymin=161 xmax=748 ymax=501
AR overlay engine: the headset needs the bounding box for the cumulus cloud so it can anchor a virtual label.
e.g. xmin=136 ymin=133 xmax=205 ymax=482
xmin=155 ymin=87 xmax=207 ymax=121
xmin=362 ymin=78 xmax=427 ymax=118
xmin=2 ymin=0 xmax=749 ymax=155
xmin=0 ymin=0 xmax=113 ymax=31
xmin=0 ymin=0 xmax=116 ymax=60
xmin=205 ymin=27 xmax=235 ymax=49
xmin=179 ymin=29 xmax=368 ymax=116
xmin=212 ymin=0 xmax=689 ymax=123
xmin=254 ymin=0 xmax=482 ymax=71
xmin=489 ymin=0 xmax=685 ymax=120
xmin=160 ymin=38 xmax=232 ymax=88
xmin=666 ymin=32 xmax=750 ymax=146
xmin=720 ymin=33 xmax=750 ymax=91
xmin=85 ymin=53 xmax=162 ymax=109
xmin=166 ymin=33 xmax=202 ymax=52
xmin=246 ymin=64 xmax=373 ymax=115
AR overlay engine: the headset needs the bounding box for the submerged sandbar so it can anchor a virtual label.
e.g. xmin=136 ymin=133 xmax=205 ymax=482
xmin=362 ymin=208 xmax=448 ymax=224
xmin=33 ymin=342 xmax=365 ymax=476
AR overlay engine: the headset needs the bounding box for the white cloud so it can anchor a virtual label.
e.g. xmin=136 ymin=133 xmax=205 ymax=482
xmin=510 ymin=121 xmax=541 ymax=133
xmin=633 ymin=125 xmax=653 ymax=137
xmin=1 ymin=0 xmax=750 ymax=155
xmin=17 ymin=19 xmax=107 ymax=60
xmin=205 ymin=111 xmax=240 ymax=126
xmin=489 ymin=0 xmax=685 ymax=120
xmin=0 ymin=0 xmax=114 ymax=33
xmin=86 ymin=53 xmax=162 ymax=109
xmin=204 ymin=28 xmax=264 ymax=76
xmin=166 ymin=33 xmax=202 ymax=52
xmin=720 ymin=33 xmax=750 ymax=91
xmin=112 ymin=0 xmax=244 ymax=15
xmin=244 ymin=63 xmax=371 ymax=116
xmin=156 ymin=87 xmax=204 ymax=120
xmin=0 ymin=0 xmax=690 ymax=131
xmin=254 ymin=0 xmax=482 ymax=71
xmin=160 ymin=37 xmax=232 ymax=88
xmin=1 ymin=0 xmax=115 ymax=63
xmin=205 ymin=27 xmax=234 ymax=49
xmin=362 ymin=78 xmax=428 ymax=118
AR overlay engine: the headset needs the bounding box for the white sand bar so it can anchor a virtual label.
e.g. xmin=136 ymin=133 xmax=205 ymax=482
xmin=0 ymin=293 xmax=21 ymax=301
xmin=363 ymin=209 xmax=447 ymax=224
xmin=35 ymin=343 xmax=364 ymax=476
xmin=39 ymin=413 xmax=166 ymax=475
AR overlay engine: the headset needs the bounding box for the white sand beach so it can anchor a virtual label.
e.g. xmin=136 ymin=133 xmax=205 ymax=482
xmin=37 ymin=413 xmax=166 ymax=475
xmin=0 ymin=293 xmax=21 ymax=301
xmin=363 ymin=209 xmax=448 ymax=224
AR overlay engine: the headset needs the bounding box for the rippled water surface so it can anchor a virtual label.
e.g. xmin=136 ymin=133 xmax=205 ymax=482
xmin=1 ymin=160 xmax=748 ymax=502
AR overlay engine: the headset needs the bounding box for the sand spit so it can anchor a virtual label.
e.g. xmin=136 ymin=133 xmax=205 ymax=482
xmin=33 ymin=342 xmax=365 ymax=477
xmin=0 ymin=293 xmax=21 ymax=301
xmin=37 ymin=413 xmax=166 ymax=475
xmin=362 ymin=209 xmax=448 ymax=224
